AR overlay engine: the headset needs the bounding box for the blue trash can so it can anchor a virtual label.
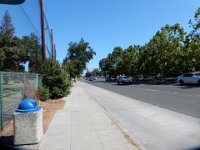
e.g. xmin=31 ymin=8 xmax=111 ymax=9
xmin=14 ymin=98 xmax=43 ymax=145
xmin=16 ymin=98 xmax=41 ymax=113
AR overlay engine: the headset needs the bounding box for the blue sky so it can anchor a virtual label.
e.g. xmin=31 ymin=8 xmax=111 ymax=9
xmin=0 ymin=0 xmax=200 ymax=70
xmin=43 ymin=0 xmax=200 ymax=70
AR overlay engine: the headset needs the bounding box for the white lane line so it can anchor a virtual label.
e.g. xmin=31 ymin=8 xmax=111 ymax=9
xmin=146 ymin=89 xmax=159 ymax=92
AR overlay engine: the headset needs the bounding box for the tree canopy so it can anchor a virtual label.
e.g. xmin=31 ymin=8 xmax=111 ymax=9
xmin=0 ymin=10 xmax=42 ymax=72
xmin=99 ymin=7 xmax=200 ymax=79
xmin=63 ymin=38 xmax=96 ymax=78
xmin=0 ymin=10 xmax=15 ymax=40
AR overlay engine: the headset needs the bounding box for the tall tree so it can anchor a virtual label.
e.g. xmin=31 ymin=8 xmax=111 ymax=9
xmin=117 ymin=45 xmax=139 ymax=76
xmin=110 ymin=47 xmax=123 ymax=76
xmin=137 ymin=44 xmax=151 ymax=78
xmin=21 ymin=33 xmax=42 ymax=72
xmin=99 ymin=47 xmax=123 ymax=78
xmin=185 ymin=7 xmax=200 ymax=71
xmin=189 ymin=7 xmax=200 ymax=38
xmin=0 ymin=11 xmax=24 ymax=71
xmin=0 ymin=10 xmax=15 ymax=41
xmin=63 ymin=38 xmax=96 ymax=78
xmin=146 ymin=24 xmax=185 ymax=78
xmin=99 ymin=58 xmax=107 ymax=74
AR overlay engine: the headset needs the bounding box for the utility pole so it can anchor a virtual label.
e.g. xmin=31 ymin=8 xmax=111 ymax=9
xmin=51 ymin=29 xmax=55 ymax=63
xmin=40 ymin=0 xmax=46 ymax=63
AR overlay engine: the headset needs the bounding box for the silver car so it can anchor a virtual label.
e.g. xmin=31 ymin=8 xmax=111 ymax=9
xmin=117 ymin=76 xmax=132 ymax=85
xmin=177 ymin=72 xmax=200 ymax=85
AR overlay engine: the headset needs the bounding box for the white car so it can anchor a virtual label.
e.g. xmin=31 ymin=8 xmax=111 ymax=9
xmin=177 ymin=72 xmax=200 ymax=85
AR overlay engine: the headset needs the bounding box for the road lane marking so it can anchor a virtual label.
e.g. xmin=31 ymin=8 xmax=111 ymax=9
xmin=146 ymin=89 xmax=159 ymax=92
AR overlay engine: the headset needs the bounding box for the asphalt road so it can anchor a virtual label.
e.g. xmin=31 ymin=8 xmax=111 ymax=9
xmin=85 ymin=79 xmax=200 ymax=119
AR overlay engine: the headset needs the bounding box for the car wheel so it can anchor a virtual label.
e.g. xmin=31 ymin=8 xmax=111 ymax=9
xmin=179 ymin=80 xmax=184 ymax=85
xmin=198 ymin=80 xmax=200 ymax=86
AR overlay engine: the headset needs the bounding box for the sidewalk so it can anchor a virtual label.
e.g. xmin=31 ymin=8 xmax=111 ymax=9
xmin=38 ymin=81 xmax=140 ymax=150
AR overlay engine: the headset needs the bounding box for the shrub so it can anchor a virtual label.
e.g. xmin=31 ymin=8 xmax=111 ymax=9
xmin=39 ymin=60 xmax=71 ymax=99
xmin=37 ymin=85 xmax=50 ymax=101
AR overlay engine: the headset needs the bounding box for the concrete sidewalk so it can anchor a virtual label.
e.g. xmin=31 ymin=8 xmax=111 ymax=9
xmin=38 ymin=81 xmax=140 ymax=150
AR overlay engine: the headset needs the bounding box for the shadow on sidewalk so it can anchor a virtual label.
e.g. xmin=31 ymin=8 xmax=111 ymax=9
xmin=185 ymin=147 xmax=200 ymax=150
xmin=0 ymin=136 xmax=33 ymax=150
xmin=0 ymin=136 xmax=16 ymax=150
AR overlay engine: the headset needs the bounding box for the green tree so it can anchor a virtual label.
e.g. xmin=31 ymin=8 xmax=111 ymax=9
xmin=2 ymin=46 xmax=24 ymax=71
xmin=189 ymin=7 xmax=200 ymax=38
xmin=111 ymin=47 xmax=123 ymax=76
xmin=99 ymin=47 xmax=123 ymax=78
xmin=145 ymin=24 xmax=185 ymax=78
xmin=137 ymin=44 xmax=151 ymax=78
xmin=0 ymin=35 xmax=25 ymax=71
xmin=100 ymin=54 xmax=114 ymax=78
xmin=99 ymin=8 xmax=200 ymax=78
xmin=99 ymin=58 xmax=107 ymax=75
xmin=185 ymin=7 xmax=200 ymax=71
xmin=90 ymin=68 xmax=100 ymax=77
xmin=183 ymin=37 xmax=200 ymax=71
xmin=85 ymin=70 xmax=91 ymax=78
xmin=84 ymin=68 xmax=100 ymax=78
xmin=0 ymin=49 xmax=5 ymax=70
xmin=63 ymin=38 xmax=96 ymax=78
xmin=21 ymin=33 xmax=42 ymax=73
xmin=0 ymin=10 xmax=15 ymax=41
xmin=0 ymin=11 xmax=25 ymax=71
xmin=40 ymin=59 xmax=71 ymax=99
xmin=0 ymin=11 xmax=43 ymax=72
xmin=117 ymin=45 xmax=139 ymax=76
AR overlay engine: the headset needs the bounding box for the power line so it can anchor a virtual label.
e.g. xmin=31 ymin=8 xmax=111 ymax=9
xmin=18 ymin=5 xmax=41 ymax=37
xmin=19 ymin=4 xmax=53 ymax=60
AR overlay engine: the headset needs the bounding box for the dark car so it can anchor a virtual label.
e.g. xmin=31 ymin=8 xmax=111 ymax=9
xmin=89 ymin=77 xmax=96 ymax=81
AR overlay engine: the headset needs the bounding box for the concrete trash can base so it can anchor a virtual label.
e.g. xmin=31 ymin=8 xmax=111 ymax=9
xmin=14 ymin=98 xmax=43 ymax=145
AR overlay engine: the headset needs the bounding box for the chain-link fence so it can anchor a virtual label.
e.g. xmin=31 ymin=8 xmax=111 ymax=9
xmin=0 ymin=72 xmax=42 ymax=130
xmin=0 ymin=0 xmax=56 ymax=72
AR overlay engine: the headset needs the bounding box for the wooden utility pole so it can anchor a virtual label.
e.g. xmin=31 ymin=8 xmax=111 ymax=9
xmin=40 ymin=0 xmax=46 ymax=63
xmin=51 ymin=29 xmax=55 ymax=63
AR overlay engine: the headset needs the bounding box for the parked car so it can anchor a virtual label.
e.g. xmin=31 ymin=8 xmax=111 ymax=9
xmin=89 ymin=77 xmax=96 ymax=81
xmin=117 ymin=76 xmax=132 ymax=85
xmin=177 ymin=72 xmax=200 ymax=85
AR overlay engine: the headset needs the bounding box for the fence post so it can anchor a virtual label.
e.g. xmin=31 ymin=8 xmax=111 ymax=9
xmin=36 ymin=74 xmax=39 ymax=89
xmin=0 ymin=73 xmax=3 ymax=130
